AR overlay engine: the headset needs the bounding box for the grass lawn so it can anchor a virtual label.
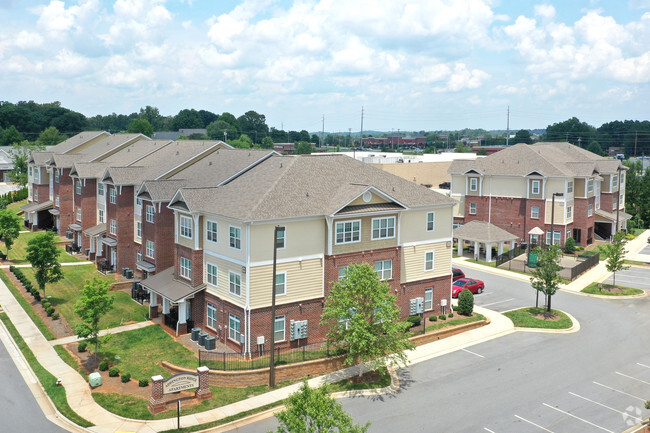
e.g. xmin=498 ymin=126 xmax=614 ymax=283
xmin=7 ymin=199 xmax=27 ymax=215
xmin=94 ymin=326 xmax=197 ymax=381
xmin=631 ymin=228 xmax=646 ymax=236
xmin=581 ymin=282 xmax=644 ymax=296
xmin=421 ymin=313 xmax=486 ymax=332
xmin=503 ymin=307 xmax=573 ymax=329
xmin=465 ymin=258 xmax=496 ymax=267
xmin=0 ymin=312 xmax=93 ymax=427
xmin=54 ymin=345 xmax=89 ymax=381
xmin=2 ymin=231 xmax=82 ymax=264
xmin=21 ymin=264 xmax=148 ymax=330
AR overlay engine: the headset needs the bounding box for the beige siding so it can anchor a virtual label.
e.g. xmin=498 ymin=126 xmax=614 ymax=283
xmin=574 ymin=178 xmax=586 ymax=198
xmin=249 ymin=258 xmax=323 ymax=309
xmin=401 ymin=242 xmax=451 ymax=283
xmin=348 ymin=191 xmax=389 ymax=206
xmin=176 ymin=212 xmax=194 ymax=249
xmin=486 ymin=176 xmax=527 ymax=197
xmin=545 ymin=178 xmax=565 ymax=196
xmin=332 ymin=214 xmax=398 ymax=255
xmin=202 ymin=217 xmax=246 ymax=262
xmin=545 ymin=200 xmax=566 ymax=224
xmin=400 ymin=208 xmax=453 ymax=244
xmin=467 ymin=176 xmax=480 ymax=196
xmin=528 ymin=178 xmax=543 ymax=199
xmin=372 ymin=161 xmax=452 ymax=188
xmin=452 ymin=195 xmax=464 ymax=217
xmin=249 ymin=220 xmax=325 ymax=262
xmin=204 ymin=255 xmax=247 ymax=308
xmin=451 ymin=174 xmax=466 ymax=196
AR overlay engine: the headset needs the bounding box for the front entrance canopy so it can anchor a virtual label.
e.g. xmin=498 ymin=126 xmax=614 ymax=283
xmin=140 ymin=267 xmax=205 ymax=303
xmin=83 ymin=223 xmax=106 ymax=237
xmin=69 ymin=223 xmax=82 ymax=231
xmin=21 ymin=200 xmax=53 ymax=213
xmin=595 ymin=208 xmax=632 ymax=223
xmin=454 ymin=221 xmax=518 ymax=244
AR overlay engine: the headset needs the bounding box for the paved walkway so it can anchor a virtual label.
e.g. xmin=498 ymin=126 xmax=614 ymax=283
xmin=0 ymin=261 xmax=94 ymax=269
xmin=49 ymin=321 xmax=155 ymax=346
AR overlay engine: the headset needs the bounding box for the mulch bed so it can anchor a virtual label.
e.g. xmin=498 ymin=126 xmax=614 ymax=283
xmin=532 ymin=313 xmax=560 ymax=321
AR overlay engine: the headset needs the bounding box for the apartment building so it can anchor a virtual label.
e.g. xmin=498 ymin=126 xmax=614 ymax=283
xmin=448 ymin=142 xmax=629 ymax=246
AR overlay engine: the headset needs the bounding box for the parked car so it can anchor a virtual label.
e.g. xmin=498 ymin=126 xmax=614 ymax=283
xmin=452 ymin=268 xmax=465 ymax=282
xmin=452 ymin=278 xmax=485 ymax=297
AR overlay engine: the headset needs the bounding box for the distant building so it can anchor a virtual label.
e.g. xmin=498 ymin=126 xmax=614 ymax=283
xmin=153 ymin=129 xmax=208 ymax=140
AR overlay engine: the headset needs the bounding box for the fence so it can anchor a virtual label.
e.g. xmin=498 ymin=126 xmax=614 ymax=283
xmin=198 ymin=341 xmax=344 ymax=371
xmin=570 ymin=252 xmax=599 ymax=280
xmin=495 ymin=246 xmax=525 ymax=267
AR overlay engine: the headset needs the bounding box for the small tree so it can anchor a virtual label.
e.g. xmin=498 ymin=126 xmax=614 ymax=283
xmin=25 ymin=231 xmax=63 ymax=298
xmin=261 ymin=136 xmax=275 ymax=149
xmin=601 ymin=231 xmax=630 ymax=289
xmin=273 ymin=381 xmax=369 ymax=433
xmin=564 ymin=237 xmax=576 ymax=254
xmin=321 ymin=263 xmax=413 ymax=374
xmin=74 ymin=277 xmax=114 ymax=353
xmin=457 ymin=289 xmax=474 ymax=316
xmin=530 ymin=245 xmax=563 ymax=313
xmin=9 ymin=140 xmax=44 ymax=186
xmin=0 ymin=208 xmax=21 ymax=258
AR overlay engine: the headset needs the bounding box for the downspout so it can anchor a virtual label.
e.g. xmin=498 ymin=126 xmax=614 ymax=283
xmin=245 ymin=222 xmax=251 ymax=358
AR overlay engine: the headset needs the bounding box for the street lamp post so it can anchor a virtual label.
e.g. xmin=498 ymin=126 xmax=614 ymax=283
xmin=615 ymin=165 xmax=622 ymax=237
xmin=269 ymin=225 xmax=285 ymax=389
xmin=550 ymin=192 xmax=564 ymax=246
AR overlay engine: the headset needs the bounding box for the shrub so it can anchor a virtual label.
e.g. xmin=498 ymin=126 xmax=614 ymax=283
xmin=78 ymin=341 xmax=87 ymax=352
xmin=46 ymin=306 xmax=55 ymax=316
xmin=99 ymin=361 xmax=109 ymax=371
xmin=108 ymin=367 xmax=120 ymax=377
xmin=139 ymin=379 xmax=149 ymax=387
xmin=448 ymin=312 xmax=454 ymax=318
xmin=51 ymin=312 xmax=60 ymax=320
xmin=405 ymin=315 xmax=422 ymax=328
xmin=429 ymin=315 xmax=438 ymax=322
xmin=9 ymin=265 xmax=15 ymax=272
xmin=438 ymin=314 xmax=446 ymax=321
xmin=564 ymin=237 xmax=576 ymax=254
xmin=41 ymin=300 xmax=50 ymax=309
xmin=121 ymin=373 xmax=131 ymax=383
xmin=32 ymin=291 xmax=41 ymax=301
xmin=457 ymin=289 xmax=474 ymax=316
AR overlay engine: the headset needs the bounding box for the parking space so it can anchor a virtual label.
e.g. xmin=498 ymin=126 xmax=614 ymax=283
xmin=602 ymin=266 xmax=650 ymax=291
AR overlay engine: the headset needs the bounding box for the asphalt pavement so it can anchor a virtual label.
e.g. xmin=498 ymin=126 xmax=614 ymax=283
xmin=602 ymin=266 xmax=650 ymax=291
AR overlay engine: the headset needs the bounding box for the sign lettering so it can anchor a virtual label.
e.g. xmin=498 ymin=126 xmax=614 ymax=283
xmin=163 ymin=373 xmax=199 ymax=394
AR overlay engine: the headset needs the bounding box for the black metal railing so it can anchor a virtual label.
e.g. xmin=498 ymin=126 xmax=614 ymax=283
xmin=97 ymin=260 xmax=115 ymax=274
xmin=495 ymin=246 xmax=524 ymax=267
xmin=131 ymin=282 xmax=149 ymax=304
xmin=570 ymin=253 xmax=599 ymax=280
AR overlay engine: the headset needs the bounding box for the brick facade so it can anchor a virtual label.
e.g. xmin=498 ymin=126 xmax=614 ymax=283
xmin=104 ymin=185 xmax=137 ymax=271
xmin=175 ymin=243 xmax=204 ymax=287
xmin=573 ymin=197 xmax=595 ymax=245
xmin=55 ymin=169 xmax=74 ymax=234
xmin=137 ymin=200 xmax=175 ymax=278
xmin=76 ymin=179 xmax=97 ymax=252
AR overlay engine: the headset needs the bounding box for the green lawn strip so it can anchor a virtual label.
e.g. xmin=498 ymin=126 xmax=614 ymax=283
xmin=2 ymin=231 xmax=82 ymax=264
xmin=7 ymin=199 xmax=27 ymax=215
xmin=503 ymin=307 xmax=573 ymax=329
xmin=0 ymin=271 xmax=56 ymax=340
xmin=94 ymin=326 xmax=197 ymax=381
xmin=624 ymin=259 xmax=648 ymax=266
xmin=581 ymin=282 xmax=644 ymax=296
xmin=54 ymin=345 xmax=89 ymax=381
xmin=328 ymin=367 xmax=391 ymax=392
xmin=0 ymin=312 xmax=93 ymax=427
xmin=22 ymin=265 xmax=148 ymax=330
xmin=465 ymin=258 xmax=496 ymax=267
xmin=420 ymin=313 xmax=486 ymax=332
xmin=631 ymin=228 xmax=646 ymax=236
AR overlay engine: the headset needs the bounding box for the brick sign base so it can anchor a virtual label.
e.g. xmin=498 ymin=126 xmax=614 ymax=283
xmin=149 ymin=366 xmax=212 ymax=413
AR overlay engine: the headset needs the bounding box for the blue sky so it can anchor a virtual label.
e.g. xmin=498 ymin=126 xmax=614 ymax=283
xmin=1 ymin=0 xmax=649 ymax=133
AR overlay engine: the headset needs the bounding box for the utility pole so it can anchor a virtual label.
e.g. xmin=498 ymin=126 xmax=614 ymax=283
xmin=320 ymin=114 xmax=325 ymax=148
xmin=635 ymin=131 xmax=638 ymax=157
xmin=506 ymin=106 xmax=510 ymax=146
xmin=360 ymin=106 xmax=364 ymax=149
xmin=578 ymin=137 xmax=581 ymax=148
xmin=348 ymin=128 xmax=351 ymax=148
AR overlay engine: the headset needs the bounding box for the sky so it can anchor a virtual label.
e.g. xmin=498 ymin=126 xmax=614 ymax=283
xmin=1 ymin=0 xmax=649 ymax=133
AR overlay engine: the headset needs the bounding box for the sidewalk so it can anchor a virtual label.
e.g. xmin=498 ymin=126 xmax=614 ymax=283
xmin=49 ymin=321 xmax=155 ymax=346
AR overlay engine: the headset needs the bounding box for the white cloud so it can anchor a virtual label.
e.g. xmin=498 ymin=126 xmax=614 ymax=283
xmin=36 ymin=0 xmax=100 ymax=35
xmin=14 ymin=30 xmax=44 ymax=49
xmin=534 ymin=4 xmax=556 ymax=19
xmin=101 ymin=55 xmax=154 ymax=86
xmin=45 ymin=49 xmax=91 ymax=75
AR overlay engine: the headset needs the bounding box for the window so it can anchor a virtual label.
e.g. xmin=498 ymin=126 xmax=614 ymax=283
xmin=469 ymin=203 xmax=477 ymax=215
xmin=229 ymin=272 xmax=241 ymax=296
xmin=338 ymin=266 xmax=349 ymax=280
xmin=55 ymin=171 xmax=59 ymax=183
xmin=135 ymin=198 xmax=142 ymax=216
xmin=587 ymin=179 xmax=594 ymax=194
xmin=29 ymin=166 xmax=32 ymax=177
xmin=426 ymin=212 xmax=435 ymax=231
xmin=588 ymin=203 xmax=593 ymax=216
xmin=229 ymin=226 xmax=241 ymax=249
xmin=335 ymin=220 xmax=361 ymax=244
xmin=109 ymin=219 xmax=117 ymax=235
xmin=55 ymin=195 xmax=60 ymax=207
xmin=207 ymin=303 xmax=217 ymax=329
xmin=146 ymin=240 xmax=154 ymax=258
xmin=612 ymin=174 xmax=618 ymax=188
xmin=98 ymin=183 xmax=104 ymax=196
xmin=531 ymin=206 xmax=539 ymax=219
xmin=228 ymin=314 xmax=241 ymax=342
xmin=567 ymin=181 xmax=573 ymax=194
xmin=274 ymin=316 xmax=286 ymax=342
xmin=424 ymin=288 xmax=433 ymax=311
xmin=180 ymin=215 xmax=193 ymax=239
xmin=567 ymin=229 xmax=572 ymax=239
xmin=33 ymin=168 xmax=40 ymax=183
xmin=546 ymin=231 xmax=561 ymax=245
xmin=76 ymin=180 xmax=82 ymax=195
xmin=76 ymin=207 xmax=82 ymax=222
xmin=206 ymin=220 xmax=218 ymax=243
xmin=424 ymin=251 xmax=434 ymax=271
xmin=136 ymin=221 xmax=142 ymax=238
xmin=276 ymin=227 xmax=285 ymax=249
xmin=469 ymin=177 xmax=478 ymax=191
xmin=207 ymin=263 xmax=218 ymax=286
xmin=567 ymin=205 xmax=572 ymax=219
xmin=374 ymin=260 xmax=392 ymax=280
xmin=109 ymin=187 xmax=117 ymax=204
xmin=372 ymin=217 xmax=395 ymax=240
xmin=180 ymin=257 xmax=191 ymax=280
xmin=34 ymin=189 xmax=38 ymax=201
xmin=620 ymin=172 xmax=625 ymax=184
xmin=531 ymin=180 xmax=540 ymax=195
xmin=275 ymin=272 xmax=286 ymax=296
xmin=145 ymin=205 xmax=155 ymax=223
xmin=98 ymin=209 xmax=104 ymax=223
xmin=137 ymin=251 xmax=142 ymax=262
xmin=613 ymin=197 xmax=618 ymax=210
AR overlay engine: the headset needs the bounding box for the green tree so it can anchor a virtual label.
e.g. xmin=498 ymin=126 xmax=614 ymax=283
xmin=457 ymin=289 xmax=474 ymax=316
xmin=273 ymin=381 xmax=369 ymax=433
xmin=564 ymin=236 xmax=576 ymax=254
xmin=10 ymin=140 xmax=44 ymax=186
xmin=237 ymin=110 xmax=268 ymax=143
xmin=454 ymin=142 xmax=473 ymax=153
xmin=321 ymin=263 xmax=413 ymax=373
xmin=127 ymin=118 xmax=154 ymax=137
xmin=171 ymin=109 xmax=204 ymax=130
xmin=207 ymin=119 xmax=239 ymax=141
xmin=601 ymin=231 xmax=630 ymax=289
xmin=294 ymin=141 xmax=313 ymax=155
xmin=545 ymin=117 xmax=596 ymax=147
xmin=513 ymin=129 xmax=532 ymax=144
xmin=530 ymin=245 xmax=563 ymax=313
xmin=36 ymin=126 xmax=67 ymax=147
xmin=261 ymin=136 xmax=275 ymax=149
xmin=0 ymin=125 xmax=24 ymax=147
xmin=586 ymin=140 xmax=604 ymax=156
xmin=25 ymin=231 xmax=63 ymax=298
xmin=138 ymin=106 xmax=164 ymax=131
xmin=0 ymin=208 xmax=22 ymax=259
xmin=74 ymin=277 xmax=115 ymax=353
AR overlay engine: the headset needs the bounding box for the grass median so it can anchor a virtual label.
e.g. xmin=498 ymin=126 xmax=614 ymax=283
xmin=581 ymin=282 xmax=644 ymax=296
xmin=503 ymin=307 xmax=573 ymax=329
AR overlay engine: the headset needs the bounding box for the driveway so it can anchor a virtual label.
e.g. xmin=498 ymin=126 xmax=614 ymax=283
xmin=455 ymin=265 xmax=537 ymax=312
xmin=602 ymin=266 xmax=650 ymax=291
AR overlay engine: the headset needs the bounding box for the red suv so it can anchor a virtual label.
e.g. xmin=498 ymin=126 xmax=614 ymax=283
xmin=452 ymin=268 xmax=465 ymax=282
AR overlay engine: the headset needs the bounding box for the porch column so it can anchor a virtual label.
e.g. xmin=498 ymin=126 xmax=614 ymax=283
xmin=510 ymin=240 xmax=516 ymax=250
xmin=149 ymin=291 xmax=158 ymax=319
xmin=498 ymin=242 xmax=504 ymax=256
xmin=176 ymin=301 xmax=188 ymax=335
xmin=457 ymin=238 xmax=463 ymax=256
xmin=486 ymin=243 xmax=493 ymax=262
xmin=473 ymin=241 xmax=479 ymax=260
xmin=162 ymin=298 xmax=170 ymax=315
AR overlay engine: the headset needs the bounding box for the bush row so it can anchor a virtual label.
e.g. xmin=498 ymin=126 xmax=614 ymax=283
xmin=89 ymin=357 xmax=147 ymax=387
xmin=10 ymin=265 xmax=59 ymax=320
xmin=0 ymin=187 xmax=28 ymax=209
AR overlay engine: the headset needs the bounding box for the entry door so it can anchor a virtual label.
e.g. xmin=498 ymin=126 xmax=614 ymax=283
xmin=110 ymin=249 xmax=117 ymax=270
xmin=77 ymin=232 xmax=82 ymax=247
xmin=573 ymin=229 xmax=582 ymax=244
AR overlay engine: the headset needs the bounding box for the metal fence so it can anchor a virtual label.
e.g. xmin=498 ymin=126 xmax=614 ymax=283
xmin=198 ymin=341 xmax=344 ymax=371
xmin=495 ymin=246 xmax=525 ymax=267
xmin=570 ymin=252 xmax=599 ymax=280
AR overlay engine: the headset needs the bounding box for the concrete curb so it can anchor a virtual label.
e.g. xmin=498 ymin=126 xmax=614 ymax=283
xmin=622 ymin=421 xmax=649 ymax=433
xmin=561 ymin=288 xmax=648 ymax=300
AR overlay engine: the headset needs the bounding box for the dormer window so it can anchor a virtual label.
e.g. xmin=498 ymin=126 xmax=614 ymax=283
xmin=531 ymin=180 xmax=540 ymax=195
xmin=469 ymin=178 xmax=478 ymax=192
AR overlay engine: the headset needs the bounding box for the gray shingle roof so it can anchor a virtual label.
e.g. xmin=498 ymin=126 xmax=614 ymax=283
xmin=453 ymin=221 xmax=518 ymax=242
xmin=48 ymin=131 xmax=109 ymax=154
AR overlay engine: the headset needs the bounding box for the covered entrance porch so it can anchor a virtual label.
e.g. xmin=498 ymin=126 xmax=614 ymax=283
xmin=453 ymin=220 xmax=519 ymax=262
xmin=595 ymin=208 xmax=632 ymax=241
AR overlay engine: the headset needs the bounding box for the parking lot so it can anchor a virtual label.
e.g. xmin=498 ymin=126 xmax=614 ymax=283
xmin=603 ymin=265 xmax=650 ymax=291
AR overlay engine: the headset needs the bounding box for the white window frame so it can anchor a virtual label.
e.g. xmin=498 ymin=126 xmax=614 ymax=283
xmin=613 ymin=197 xmax=618 ymax=210
xmin=276 ymin=226 xmax=286 ymax=249
xmin=274 ymin=316 xmax=286 ymax=342
xmin=98 ymin=208 xmax=104 ymax=223
xmin=109 ymin=219 xmax=117 ymax=235
xmin=587 ymin=179 xmax=594 ymax=194
xmin=135 ymin=198 xmax=142 ymax=216
xmin=55 ymin=195 xmax=60 ymax=207
xmin=566 ymin=205 xmax=572 ymax=219
xmin=109 ymin=187 xmax=117 ymax=204
xmin=33 ymin=168 xmax=40 ymax=183
xmin=229 ymin=226 xmax=241 ymax=250
xmin=612 ymin=174 xmax=618 ymax=189
xmin=426 ymin=212 xmax=435 ymax=232
xmin=469 ymin=177 xmax=478 ymax=191
xmin=54 ymin=171 xmax=59 ymax=183
xmin=588 ymin=203 xmax=593 ymax=216
xmin=228 ymin=313 xmax=241 ymax=342
xmin=207 ymin=303 xmax=217 ymax=329
xmin=335 ymin=220 xmax=361 ymax=244
xmin=136 ymin=221 xmax=142 ymax=238
xmin=180 ymin=256 xmax=192 ymax=280
xmin=206 ymin=220 xmax=218 ymax=243
xmin=206 ymin=263 xmax=218 ymax=286
xmin=546 ymin=230 xmax=561 ymax=245
xmin=34 ymin=189 xmax=38 ymax=201
xmin=179 ymin=215 xmax=193 ymax=239
xmin=338 ymin=266 xmax=349 ymax=280
xmin=424 ymin=251 xmax=434 ymax=271
xmin=146 ymin=240 xmax=154 ymax=258
xmin=98 ymin=182 xmax=104 ymax=196
xmin=76 ymin=207 xmax=82 ymax=222
xmin=374 ymin=260 xmax=392 ymax=281
xmin=531 ymin=180 xmax=540 ymax=195
xmin=137 ymin=251 xmax=142 ymax=262
xmin=567 ymin=181 xmax=573 ymax=194
xmin=469 ymin=203 xmax=477 ymax=215
xmin=371 ymin=217 xmax=395 ymax=240
xmin=229 ymin=271 xmax=241 ymax=296
xmin=531 ymin=206 xmax=539 ymax=219
xmin=145 ymin=205 xmax=155 ymax=223
xmin=275 ymin=272 xmax=286 ymax=296
xmin=424 ymin=288 xmax=433 ymax=311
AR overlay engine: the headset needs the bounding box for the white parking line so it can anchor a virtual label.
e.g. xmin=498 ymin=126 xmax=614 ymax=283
xmin=593 ymin=381 xmax=646 ymax=401
xmin=479 ymin=298 xmax=516 ymax=307
xmin=637 ymin=363 xmax=650 ymax=369
xmin=569 ymin=392 xmax=643 ymax=422
xmin=462 ymin=348 xmax=485 ymax=358
xmin=483 ymin=428 xmax=496 ymax=433
xmin=616 ymin=371 xmax=650 ymax=386
xmin=514 ymin=415 xmax=555 ymax=432
xmin=542 ymin=403 xmax=614 ymax=432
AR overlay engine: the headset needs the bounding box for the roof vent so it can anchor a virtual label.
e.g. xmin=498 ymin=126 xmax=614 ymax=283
xmin=280 ymin=163 xmax=283 ymax=168
xmin=176 ymin=151 xmax=179 ymax=155
xmin=248 ymin=152 xmax=251 ymax=156
xmin=306 ymin=192 xmax=309 ymax=197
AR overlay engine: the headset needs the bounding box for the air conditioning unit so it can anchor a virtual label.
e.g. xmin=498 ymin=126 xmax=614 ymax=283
xmin=257 ymin=336 xmax=265 ymax=345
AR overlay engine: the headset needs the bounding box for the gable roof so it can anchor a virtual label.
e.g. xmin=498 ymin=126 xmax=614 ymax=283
xmin=47 ymin=131 xmax=110 ymax=154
